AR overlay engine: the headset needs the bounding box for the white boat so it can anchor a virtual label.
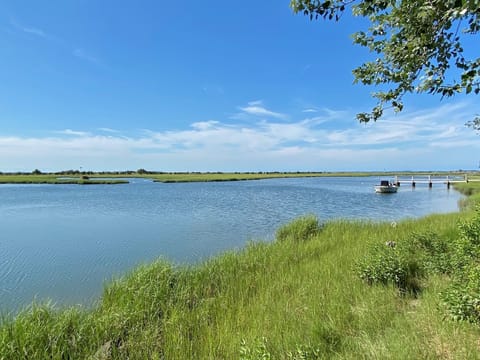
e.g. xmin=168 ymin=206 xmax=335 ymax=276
xmin=374 ymin=180 xmax=398 ymax=193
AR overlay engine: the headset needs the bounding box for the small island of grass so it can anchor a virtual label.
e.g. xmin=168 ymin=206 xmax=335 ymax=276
xmin=0 ymin=173 xmax=128 ymax=185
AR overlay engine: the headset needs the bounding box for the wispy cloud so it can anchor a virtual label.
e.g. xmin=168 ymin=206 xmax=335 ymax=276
xmin=201 ymin=84 xmax=225 ymax=95
xmin=240 ymin=105 xmax=287 ymax=119
xmin=234 ymin=100 xmax=288 ymax=120
xmin=97 ymin=128 xmax=120 ymax=133
xmin=18 ymin=25 xmax=47 ymax=38
xmin=321 ymin=107 xmax=349 ymax=119
xmin=54 ymin=129 xmax=91 ymax=137
xmin=72 ymin=48 xmax=99 ymax=64
xmin=9 ymin=16 xmax=101 ymax=65
xmin=316 ymin=101 xmax=479 ymax=150
xmin=10 ymin=18 xmax=48 ymax=38
xmin=190 ymin=121 xmax=220 ymax=130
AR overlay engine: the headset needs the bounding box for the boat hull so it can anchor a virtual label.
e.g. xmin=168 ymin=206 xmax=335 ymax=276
xmin=374 ymin=185 xmax=398 ymax=193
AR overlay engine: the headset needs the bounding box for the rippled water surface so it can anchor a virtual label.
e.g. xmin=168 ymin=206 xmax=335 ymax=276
xmin=0 ymin=177 xmax=463 ymax=311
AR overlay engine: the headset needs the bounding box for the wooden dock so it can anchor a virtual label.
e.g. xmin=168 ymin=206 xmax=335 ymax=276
xmin=393 ymin=175 xmax=473 ymax=189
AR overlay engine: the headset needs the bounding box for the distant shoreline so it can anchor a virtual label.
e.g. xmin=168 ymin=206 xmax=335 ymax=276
xmin=0 ymin=171 xmax=478 ymax=184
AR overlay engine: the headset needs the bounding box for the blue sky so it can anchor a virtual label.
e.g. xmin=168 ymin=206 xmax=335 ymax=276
xmin=1 ymin=1 xmax=479 ymax=172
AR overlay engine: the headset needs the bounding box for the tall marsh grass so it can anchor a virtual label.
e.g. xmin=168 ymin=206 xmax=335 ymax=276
xmin=275 ymin=214 xmax=321 ymax=242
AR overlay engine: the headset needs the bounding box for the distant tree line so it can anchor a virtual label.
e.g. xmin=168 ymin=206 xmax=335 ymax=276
xmin=0 ymin=169 xmax=330 ymax=175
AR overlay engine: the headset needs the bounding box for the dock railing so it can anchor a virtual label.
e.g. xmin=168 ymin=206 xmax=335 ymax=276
xmin=393 ymin=174 xmax=472 ymax=189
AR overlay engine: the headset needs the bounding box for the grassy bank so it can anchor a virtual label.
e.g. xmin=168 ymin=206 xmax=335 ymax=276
xmin=451 ymin=180 xmax=480 ymax=210
xmin=1 ymin=185 xmax=480 ymax=358
xmin=150 ymin=172 xmax=327 ymax=183
xmin=0 ymin=174 xmax=128 ymax=185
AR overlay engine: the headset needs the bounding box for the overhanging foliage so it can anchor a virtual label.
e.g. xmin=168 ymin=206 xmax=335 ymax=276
xmin=291 ymin=0 xmax=480 ymax=123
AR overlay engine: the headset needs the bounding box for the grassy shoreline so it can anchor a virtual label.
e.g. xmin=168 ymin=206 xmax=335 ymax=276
xmin=0 ymin=174 xmax=128 ymax=185
xmin=1 ymin=182 xmax=480 ymax=358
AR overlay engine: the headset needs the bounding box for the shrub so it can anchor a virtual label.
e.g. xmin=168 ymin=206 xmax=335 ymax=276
xmin=449 ymin=206 xmax=480 ymax=272
xmin=442 ymin=263 xmax=480 ymax=323
xmin=356 ymin=238 xmax=424 ymax=295
xmin=276 ymin=215 xmax=321 ymax=242
xmin=442 ymin=207 xmax=480 ymax=323
xmin=410 ymin=231 xmax=453 ymax=275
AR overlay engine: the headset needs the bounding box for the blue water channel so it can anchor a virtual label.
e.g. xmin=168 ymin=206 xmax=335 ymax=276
xmin=0 ymin=176 xmax=463 ymax=312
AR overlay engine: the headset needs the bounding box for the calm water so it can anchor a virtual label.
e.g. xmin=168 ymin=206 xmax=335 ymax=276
xmin=0 ymin=177 xmax=462 ymax=312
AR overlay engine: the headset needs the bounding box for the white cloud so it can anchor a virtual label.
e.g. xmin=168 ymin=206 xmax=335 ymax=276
xmin=190 ymin=121 xmax=220 ymax=130
xmin=234 ymin=100 xmax=288 ymax=120
xmin=0 ymin=102 xmax=479 ymax=172
xmin=240 ymin=105 xmax=287 ymax=119
xmin=321 ymin=101 xmax=479 ymax=148
xmin=321 ymin=107 xmax=349 ymax=119
xmin=54 ymin=129 xmax=91 ymax=137
xmin=98 ymin=128 xmax=120 ymax=133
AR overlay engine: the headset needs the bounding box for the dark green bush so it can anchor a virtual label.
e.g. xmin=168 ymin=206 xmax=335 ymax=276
xmin=442 ymin=263 xmax=480 ymax=323
xmin=356 ymin=239 xmax=424 ymax=295
xmin=442 ymin=207 xmax=480 ymax=323
xmin=448 ymin=206 xmax=480 ymax=273
xmin=410 ymin=231 xmax=453 ymax=275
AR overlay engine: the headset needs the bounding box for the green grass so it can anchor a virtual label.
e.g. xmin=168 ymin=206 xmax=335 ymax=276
xmin=453 ymin=181 xmax=480 ymax=210
xmin=2 ymin=197 xmax=480 ymax=358
xmin=0 ymin=174 xmax=128 ymax=185
xmin=150 ymin=172 xmax=326 ymax=183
